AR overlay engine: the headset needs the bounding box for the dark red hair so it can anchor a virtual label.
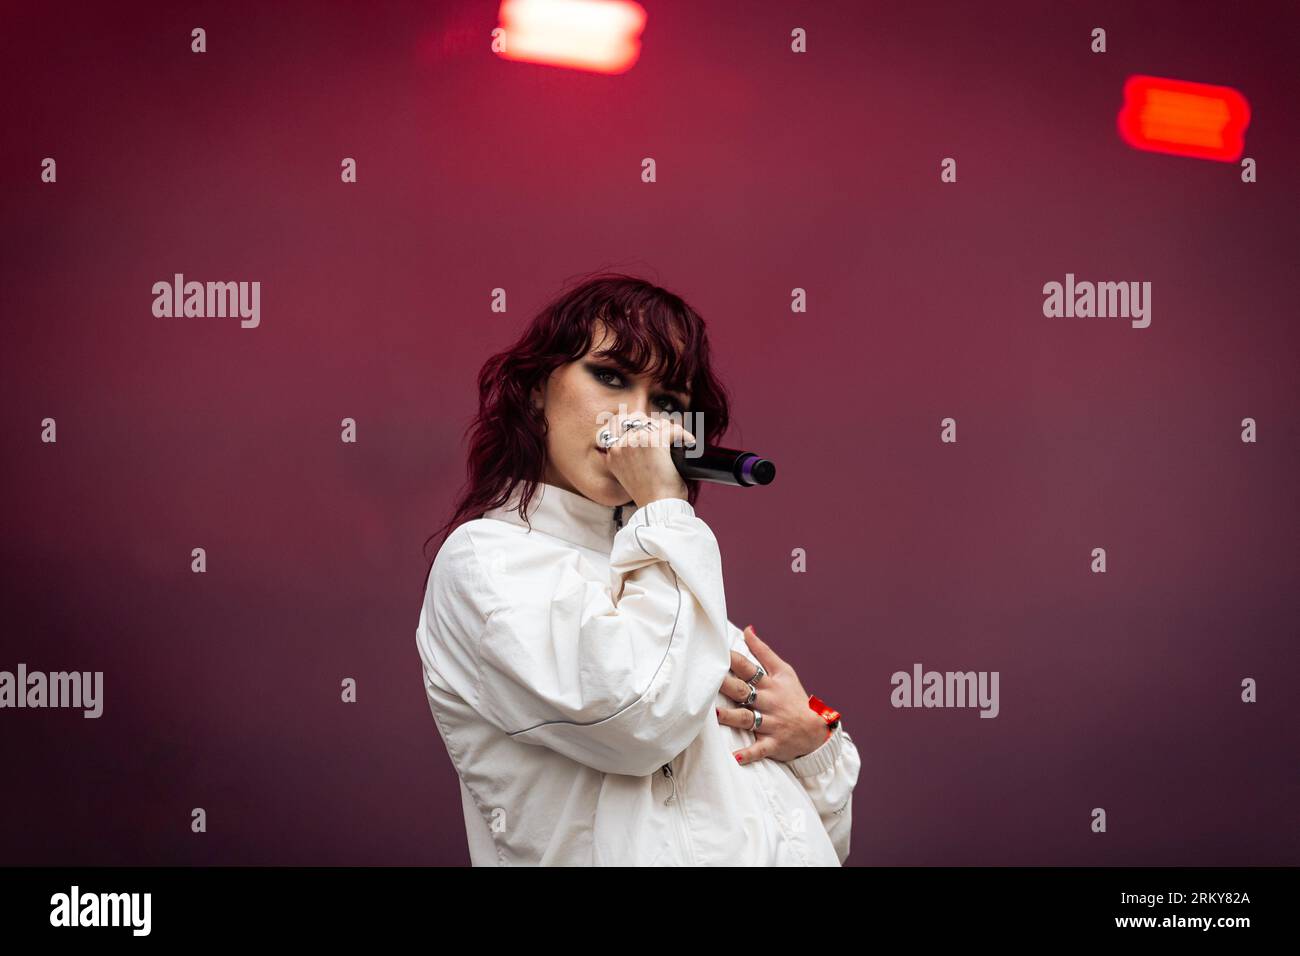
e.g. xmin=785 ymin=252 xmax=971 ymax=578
xmin=420 ymin=273 xmax=733 ymax=592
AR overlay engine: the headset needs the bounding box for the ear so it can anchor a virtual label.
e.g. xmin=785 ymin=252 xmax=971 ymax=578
xmin=530 ymin=382 xmax=545 ymax=412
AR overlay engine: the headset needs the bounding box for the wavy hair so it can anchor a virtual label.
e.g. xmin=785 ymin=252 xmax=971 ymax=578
xmin=420 ymin=273 xmax=733 ymax=593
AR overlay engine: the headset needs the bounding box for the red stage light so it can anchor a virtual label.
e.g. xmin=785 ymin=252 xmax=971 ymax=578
xmin=1117 ymin=75 xmax=1251 ymax=162
xmin=496 ymin=0 xmax=647 ymax=75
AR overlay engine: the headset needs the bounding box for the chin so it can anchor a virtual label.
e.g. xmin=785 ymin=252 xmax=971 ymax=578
xmin=577 ymin=462 xmax=630 ymax=506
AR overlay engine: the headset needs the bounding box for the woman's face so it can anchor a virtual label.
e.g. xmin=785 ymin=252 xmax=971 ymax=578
xmin=532 ymin=321 xmax=692 ymax=507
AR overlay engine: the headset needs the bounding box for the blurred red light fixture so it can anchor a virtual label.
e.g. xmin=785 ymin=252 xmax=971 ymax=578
xmin=1117 ymin=74 xmax=1250 ymax=162
xmin=496 ymin=0 xmax=647 ymax=74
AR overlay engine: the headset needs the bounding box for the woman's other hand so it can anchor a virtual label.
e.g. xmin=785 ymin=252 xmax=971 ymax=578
xmin=715 ymin=625 xmax=829 ymax=765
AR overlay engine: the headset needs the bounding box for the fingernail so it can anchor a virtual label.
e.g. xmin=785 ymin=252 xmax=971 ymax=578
xmin=715 ymin=708 xmax=720 ymax=719
xmin=734 ymin=753 xmax=743 ymax=763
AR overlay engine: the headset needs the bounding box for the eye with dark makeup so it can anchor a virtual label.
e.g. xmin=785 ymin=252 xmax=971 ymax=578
xmin=586 ymin=363 xmax=687 ymax=414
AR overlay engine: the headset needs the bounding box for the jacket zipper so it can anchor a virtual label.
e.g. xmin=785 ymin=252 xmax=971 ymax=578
xmin=659 ymin=759 xmax=698 ymax=864
xmin=618 ymin=500 xmax=692 ymax=861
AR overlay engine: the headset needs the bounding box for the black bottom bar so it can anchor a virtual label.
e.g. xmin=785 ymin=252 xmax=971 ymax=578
xmin=0 ymin=866 xmax=1291 ymax=940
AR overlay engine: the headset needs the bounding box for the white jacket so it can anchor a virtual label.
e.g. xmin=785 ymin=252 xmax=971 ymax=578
xmin=415 ymin=481 xmax=861 ymax=865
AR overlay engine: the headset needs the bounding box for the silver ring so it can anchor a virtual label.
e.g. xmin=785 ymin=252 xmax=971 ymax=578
xmin=746 ymin=663 xmax=766 ymax=686
xmin=742 ymin=685 xmax=757 ymax=707
xmin=752 ymin=710 xmax=763 ymax=731
xmin=600 ymin=420 xmax=656 ymax=449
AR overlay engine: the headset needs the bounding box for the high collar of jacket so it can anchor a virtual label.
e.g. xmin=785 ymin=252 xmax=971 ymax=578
xmin=482 ymin=481 xmax=631 ymax=553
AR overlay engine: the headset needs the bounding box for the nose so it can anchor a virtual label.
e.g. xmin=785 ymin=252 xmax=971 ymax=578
xmin=599 ymin=392 xmax=653 ymax=449
xmin=608 ymin=385 xmax=654 ymax=419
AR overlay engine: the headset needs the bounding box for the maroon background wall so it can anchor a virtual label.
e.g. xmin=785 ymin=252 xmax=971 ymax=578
xmin=1 ymin=0 xmax=1296 ymax=865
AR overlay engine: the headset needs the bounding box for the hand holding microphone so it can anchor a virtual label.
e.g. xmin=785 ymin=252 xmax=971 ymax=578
xmin=596 ymin=410 xmax=696 ymax=510
xmin=597 ymin=409 xmax=777 ymax=500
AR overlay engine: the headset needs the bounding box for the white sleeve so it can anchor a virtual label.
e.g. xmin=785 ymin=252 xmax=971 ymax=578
xmin=422 ymin=496 xmax=733 ymax=778
xmin=785 ymin=723 xmax=861 ymax=864
xmin=725 ymin=620 xmax=861 ymax=865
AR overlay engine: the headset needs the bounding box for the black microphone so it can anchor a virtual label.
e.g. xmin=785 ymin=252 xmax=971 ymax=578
xmin=671 ymin=441 xmax=776 ymax=487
